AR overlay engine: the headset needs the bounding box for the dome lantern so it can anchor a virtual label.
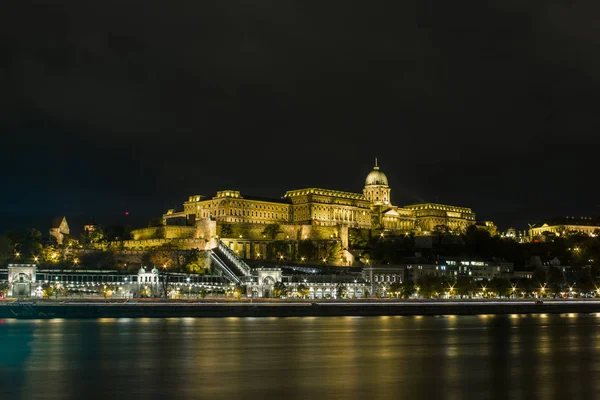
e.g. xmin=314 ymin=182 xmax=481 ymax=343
xmin=365 ymin=158 xmax=388 ymax=186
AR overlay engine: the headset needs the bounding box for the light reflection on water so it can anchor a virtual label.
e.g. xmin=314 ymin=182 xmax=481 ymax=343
xmin=1 ymin=315 xmax=600 ymax=399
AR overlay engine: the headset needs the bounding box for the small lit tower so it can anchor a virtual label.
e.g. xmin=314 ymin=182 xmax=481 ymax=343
xmin=363 ymin=158 xmax=390 ymax=206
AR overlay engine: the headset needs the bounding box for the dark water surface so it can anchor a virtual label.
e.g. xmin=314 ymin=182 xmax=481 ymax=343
xmin=2 ymin=314 xmax=600 ymax=399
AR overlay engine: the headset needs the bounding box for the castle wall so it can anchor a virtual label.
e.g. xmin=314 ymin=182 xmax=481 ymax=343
xmin=131 ymin=226 xmax=197 ymax=240
xmin=121 ymin=238 xmax=209 ymax=250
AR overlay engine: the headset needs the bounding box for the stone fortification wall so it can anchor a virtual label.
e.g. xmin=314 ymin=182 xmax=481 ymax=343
xmin=131 ymin=226 xmax=197 ymax=240
xmin=121 ymin=238 xmax=208 ymax=250
xmin=217 ymin=223 xmax=346 ymax=243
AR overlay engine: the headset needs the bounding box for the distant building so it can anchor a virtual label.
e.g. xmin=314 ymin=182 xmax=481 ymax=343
xmin=502 ymin=227 xmax=528 ymax=243
xmin=84 ymin=217 xmax=98 ymax=233
xmin=529 ymin=216 xmax=600 ymax=240
xmin=49 ymin=216 xmax=70 ymax=245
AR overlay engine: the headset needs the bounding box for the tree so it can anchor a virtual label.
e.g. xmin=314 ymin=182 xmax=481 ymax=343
xmin=272 ymin=282 xmax=287 ymax=298
xmin=219 ymin=223 xmax=233 ymax=238
xmin=336 ymin=283 xmax=347 ymax=299
xmin=42 ymin=283 xmax=55 ymax=299
xmin=80 ymin=226 xmax=106 ymax=247
xmin=0 ymin=281 xmax=9 ymax=296
xmin=233 ymin=285 xmax=245 ymax=300
xmin=262 ymin=224 xmax=282 ymax=240
xmin=80 ymin=249 xmax=117 ymax=270
xmin=400 ymin=281 xmax=416 ymax=299
xmin=388 ymin=282 xmax=402 ymax=298
xmin=184 ymin=250 xmax=210 ymax=274
xmin=0 ymin=236 xmax=13 ymax=265
xmin=327 ymin=241 xmax=343 ymax=263
xmin=145 ymin=247 xmax=172 ymax=269
xmin=105 ymin=225 xmax=133 ymax=241
xmin=416 ymin=275 xmax=444 ymax=298
xmin=489 ymin=277 xmax=512 ymax=298
xmin=455 ymin=276 xmax=475 ymax=298
xmin=296 ymin=284 xmax=310 ymax=299
xmin=298 ymin=240 xmax=317 ymax=261
xmin=8 ymin=229 xmax=43 ymax=258
xmin=547 ymin=266 xmax=564 ymax=295
xmin=577 ymin=275 xmax=595 ymax=296
xmin=533 ymin=266 xmax=548 ymax=286
xmin=100 ymin=285 xmax=115 ymax=299
xmin=147 ymin=217 xmax=163 ymax=228
xmin=516 ymin=278 xmax=535 ymax=296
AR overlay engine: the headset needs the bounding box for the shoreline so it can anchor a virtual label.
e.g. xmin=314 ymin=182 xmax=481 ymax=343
xmin=3 ymin=300 xmax=600 ymax=319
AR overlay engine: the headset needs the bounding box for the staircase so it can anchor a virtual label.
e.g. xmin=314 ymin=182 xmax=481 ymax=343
xmin=210 ymin=240 xmax=252 ymax=284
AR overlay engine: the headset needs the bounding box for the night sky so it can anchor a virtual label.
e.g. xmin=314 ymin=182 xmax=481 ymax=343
xmin=2 ymin=1 xmax=600 ymax=234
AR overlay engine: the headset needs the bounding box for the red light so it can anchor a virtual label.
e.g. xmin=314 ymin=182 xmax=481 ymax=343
xmin=125 ymin=211 xmax=130 ymax=216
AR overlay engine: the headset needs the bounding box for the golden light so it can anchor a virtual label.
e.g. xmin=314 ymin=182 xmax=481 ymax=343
xmin=322 ymin=258 xmax=327 ymax=263
xmin=33 ymin=256 xmax=39 ymax=263
xmin=256 ymin=253 xmax=261 ymax=258
xmin=279 ymin=255 xmax=284 ymax=260
xmin=301 ymin=257 xmax=305 ymax=262
xmin=73 ymin=258 xmax=79 ymax=265
xmin=15 ymin=252 xmax=20 ymax=258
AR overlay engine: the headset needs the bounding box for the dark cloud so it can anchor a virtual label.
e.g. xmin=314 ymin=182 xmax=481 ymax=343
xmin=1 ymin=1 xmax=599 ymax=232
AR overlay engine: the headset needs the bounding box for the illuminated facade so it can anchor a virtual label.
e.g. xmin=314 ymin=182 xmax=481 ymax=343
xmin=162 ymin=160 xmax=476 ymax=235
xmin=529 ymin=216 xmax=600 ymax=239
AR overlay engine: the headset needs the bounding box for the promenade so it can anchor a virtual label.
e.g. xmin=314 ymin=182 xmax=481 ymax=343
xmin=3 ymin=299 xmax=600 ymax=319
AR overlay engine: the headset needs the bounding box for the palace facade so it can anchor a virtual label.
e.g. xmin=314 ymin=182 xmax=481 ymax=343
xmin=162 ymin=160 xmax=476 ymax=235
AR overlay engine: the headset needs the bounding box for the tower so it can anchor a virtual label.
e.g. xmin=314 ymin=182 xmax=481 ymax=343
xmin=363 ymin=158 xmax=391 ymax=206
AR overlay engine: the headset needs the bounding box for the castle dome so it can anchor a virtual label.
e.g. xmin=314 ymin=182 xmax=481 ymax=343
xmin=365 ymin=159 xmax=388 ymax=186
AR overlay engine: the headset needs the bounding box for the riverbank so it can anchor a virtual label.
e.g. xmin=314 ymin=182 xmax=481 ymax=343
xmin=3 ymin=299 xmax=600 ymax=318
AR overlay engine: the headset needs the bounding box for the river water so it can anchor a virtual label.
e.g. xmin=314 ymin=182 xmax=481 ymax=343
xmin=1 ymin=314 xmax=600 ymax=399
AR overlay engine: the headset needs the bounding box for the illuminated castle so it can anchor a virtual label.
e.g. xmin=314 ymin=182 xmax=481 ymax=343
xmin=162 ymin=159 xmax=475 ymax=234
